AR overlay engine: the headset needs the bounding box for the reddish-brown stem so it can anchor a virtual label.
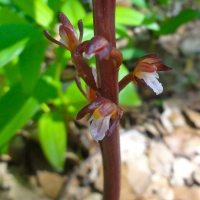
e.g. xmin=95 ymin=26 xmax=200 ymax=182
xmin=119 ymin=73 xmax=134 ymax=91
xmin=92 ymin=0 xmax=120 ymax=200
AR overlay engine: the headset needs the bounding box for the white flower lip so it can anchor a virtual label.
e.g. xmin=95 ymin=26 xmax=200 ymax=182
xmin=88 ymin=114 xmax=112 ymax=141
xmin=138 ymin=71 xmax=163 ymax=95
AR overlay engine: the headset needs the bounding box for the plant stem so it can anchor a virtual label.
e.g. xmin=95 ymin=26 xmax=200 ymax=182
xmin=92 ymin=1 xmax=121 ymax=200
xmin=119 ymin=73 xmax=133 ymax=91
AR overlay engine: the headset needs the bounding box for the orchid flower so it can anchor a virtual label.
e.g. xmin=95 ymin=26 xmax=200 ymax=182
xmin=76 ymin=97 xmax=122 ymax=141
xmin=133 ymin=54 xmax=172 ymax=95
xmin=43 ymin=13 xmax=82 ymax=53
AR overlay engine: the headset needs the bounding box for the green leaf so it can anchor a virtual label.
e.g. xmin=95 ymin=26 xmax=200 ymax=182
xmin=130 ymin=0 xmax=147 ymax=7
xmin=121 ymin=48 xmax=145 ymax=60
xmin=82 ymin=28 xmax=94 ymax=41
xmin=65 ymin=80 xmax=87 ymax=118
xmin=0 ymin=24 xmax=47 ymax=94
xmin=33 ymin=76 xmax=58 ymax=103
xmin=4 ymin=59 xmax=22 ymax=87
xmin=115 ymin=23 xmax=131 ymax=40
xmin=0 ymin=7 xmax=29 ymax=25
xmin=18 ymin=33 xmax=47 ymax=94
xmin=0 ymin=84 xmax=40 ymax=148
xmin=47 ymin=0 xmax=64 ymax=12
xmin=82 ymin=12 xmax=93 ymax=27
xmin=145 ymin=22 xmax=160 ymax=31
xmin=116 ymin=6 xmax=145 ymax=26
xmin=158 ymin=9 xmax=200 ymax=35
xmin=119 ymin=64 xmax=141 ymax=107
xmin=39 ymin=111 xmax=66 ymax=171
xmin=61 ymin=0 xmax=86 ymax=26
xmin=0 ymin=24 xmax=35 ymax=51
xmin=0 ymin=38 xmax=29 ymax=69
xmin=13 ymin=0 xmax=54 ymax=27
xmin=0 ymin=0 xmax=11 ymax=5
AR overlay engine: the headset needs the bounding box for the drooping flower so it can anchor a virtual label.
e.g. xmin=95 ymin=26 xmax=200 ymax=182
xmin=133 ymin=54 xmax=172 ymax=95
xmin=76 ymin=97 xmax=122 ymax=141
xmin=43 ymin=12 xmax=82 ymax=53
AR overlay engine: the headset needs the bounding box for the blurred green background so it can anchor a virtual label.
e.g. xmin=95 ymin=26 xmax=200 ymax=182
xmin=0 ymin=0 xmax=200 ymax=170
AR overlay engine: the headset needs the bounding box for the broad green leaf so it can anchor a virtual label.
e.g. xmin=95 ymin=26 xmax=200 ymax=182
xmin=0 ymin=84 xmax=40 ymax=148
xmin=121 ymin=48 xmax=145 ymax=60
xmin=0 ymin=7 xmax=29 ymax=25
xmin=0 ymin=0 xmax=11 ymax=5
xmin=131 ymin=0 xmax=147 ymax=7
xmin=115 ymin=23 xmax=131 ymax=41
xmin=18 ymin=33 xmax=47 ymax=94
xmin=61 ymin=0 xmax=86 ymax=26
xmin=119 ymin=64 xmax=141 ymax=107
xmin=33 ymin=76 xmax=58 ymax=103
xmin=4 ymin=59 xmax=22 ymax=87
xmin=0 ymin=38 xmax=29 ymax=68
xmin=65 ymin=80 xmax=87 ymax=118
xmin=82 ymin=12 xmax=93 ymax=27
xmin=158 ymin=9 xmax=200 ymax=35
xmin=13 ymin=0 xmax=54 ymax=27
xmin=82 ymin=28 xmax=94 ymax=41
xmin=47 ymin=0 xmax=64 ymax=12
xmin=116 ymin=7 xmax=145 ymax=26
xmin=0 ymin=24 xmax=36 ymax=51
xmin=145 ymin=22 xmax=160 ymax=31
xmin=39 ymin=111 xmax=66 ymax=171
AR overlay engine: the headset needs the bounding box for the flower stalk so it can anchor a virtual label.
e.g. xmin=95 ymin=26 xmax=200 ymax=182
xmin=92 ymin=0 xmax=121 ymax=200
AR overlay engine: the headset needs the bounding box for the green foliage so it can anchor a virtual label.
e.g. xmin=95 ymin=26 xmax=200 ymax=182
xmin=65 ymin=80 xmax=87 ymax=118
xmin=39 ymin=111 xmax=66 ymax=171
xmin=119 ymin=65 xmax=141 ymax=107
xmin=116 ymin=7 xmax=145 ymax=26
xmin=12 ymin=0 xmax=54 ymax=28
xmin=61 ymin=0 xmax=86 ymax=25
xmin=0 ymin=0 xmax=198 ymax=170
xmin=158 ymin=9 xmax=200 ymax=35
xmin=131 ymin=0 xmax=147 ymax=8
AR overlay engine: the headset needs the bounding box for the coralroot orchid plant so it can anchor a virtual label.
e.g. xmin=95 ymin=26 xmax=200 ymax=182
xmin=44 ymin=1 xmax=171 ymax=199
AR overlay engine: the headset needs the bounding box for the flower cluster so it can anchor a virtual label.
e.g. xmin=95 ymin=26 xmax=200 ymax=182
xmin=43 ymin=13 xmax=171 ymax=142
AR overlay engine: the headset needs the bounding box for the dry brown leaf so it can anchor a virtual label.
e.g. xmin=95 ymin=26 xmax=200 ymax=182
xmin=183 ymin=108 xmax=200 ymax=129
xmin=120 ymin=163 xmax=137 ymax=200
xmin=164 ymin=127 xmax=200 ymax=157
xmin=144 ymin=174 xmax=174 ymax=200
xmin=83 ymin=193 xmax=102 ymax=200
xmin=161 ymin=100 xmax=186 ymax=132
xmin=171 ymin=157 xmax=194 ymax=186
xmin=149 ymin=141 xmax=174 ymax=177
xmin=3 ymin=173 xmax=50 ymax=200
xmin=173 ymin=186 xmax=200 ymax=200
xmin=126 ymin=154 xmax=151 ymax=195
xmin=37 ymin=171 xmax=65 ymax=199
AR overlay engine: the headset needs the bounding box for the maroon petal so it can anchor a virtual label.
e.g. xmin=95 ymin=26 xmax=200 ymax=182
xmin=137 ymin=53 xmax=158 ymax=63
xmin=43 ymin=30 xmax=68 ymax=49
xmin=78 ymin=19 xmax=83 ymax=43
xmin=98 ymin=44 xmax=112 ymax=60
xmin=135 ymin=62 xmax=157 ymax=72
xmin=76 ymin=97 xmax=107 ymax=120
xmin=155 ymin=63 xmax=172 ymax=71
xmin=74 ymin=41 xmax=88 ymax=56
xmin=74 ymin=75 xmax=87 ymax=99
xmin=107 ymin=109 xmax=123 ymax=136
xmin=59 ymin=13 xmax=73 ymax=28
xmin=84 ymin=36 xmax=111 ymax=58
